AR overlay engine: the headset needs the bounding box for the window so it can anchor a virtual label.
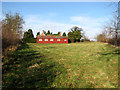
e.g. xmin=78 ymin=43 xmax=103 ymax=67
xmin=44 ymin=39 xmax=48 ymax=41
xmin=57 ymin=39 xmax=60 ymax=41
xmin=39 ymin=39 xmax=42 ymax=41
xmin=50 ymin=39 xmax=54 ymax=41
xmin=64 ymin=39 xmax=67 ymax=41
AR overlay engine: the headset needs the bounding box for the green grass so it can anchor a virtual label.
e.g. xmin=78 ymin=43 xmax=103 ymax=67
xmin=2 ymin=42 xmax=119 ymax=88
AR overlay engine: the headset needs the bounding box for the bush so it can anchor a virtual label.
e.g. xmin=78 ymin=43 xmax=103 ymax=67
xmin=108 ymin=37 xmax=120 ymax=46
xmin=2 ymin=12 xmax=24 ymax=57
xmin=22 ymin=29 xmax=36 ymax=43
xmin=2 ymin=24 xmax=21 ymax=54
xmin=22 ymin=38 xmax=36 ymax=43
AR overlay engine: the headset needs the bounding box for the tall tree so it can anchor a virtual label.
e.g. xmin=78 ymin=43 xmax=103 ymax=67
xmin=68 ymin=32 xmax=74 ymax=43
xmin=98 ymin=2 xmax=120 ymax=45
xmin=37 ymin=32 xmax=40 ymax=35
xmin=58 ymin=32 xmax=60 ymax=35
xmin=100 ymin=13 xmax=120 ymax=45
xmin=36 ymin=32 xmax=40 ymax=37
xmin=23 ymin=29 xmax=35 ymax=43
xmin=68 ymin=26 xmax=83 ymax=43
xmin=47 ymin=30 xmax=50 ymax=35
xmin=2 ymin=12 xmax=25 ymax=39
xmin=74 ymin=30 xmax=82 ymax=42
xmin=70 ymin=26 xmax=83 ymax=32
xmin=2 ymin=12 xmax=24 ymax=52
xmin=44 ymin=31 xmax=47 ymax=35
xmin=28 ymin=29 xmax=34 ymax=38
xmin=62 ymin=32 xmax=66 ymax=36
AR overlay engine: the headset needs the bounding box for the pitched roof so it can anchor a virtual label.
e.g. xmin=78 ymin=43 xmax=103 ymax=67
xmin=37 ymin=35 xmax=68 ymax=39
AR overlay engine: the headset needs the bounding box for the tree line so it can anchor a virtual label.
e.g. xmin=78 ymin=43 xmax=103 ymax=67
xmin=1 ymin=12 xmax=89 ymax=57
xmin=22 ymin=26 xmax=89 ymax=43
xmin=1 ymin=12 xmax=88 ymax=48
xmin=96 ymin=4 xmax=120 ymax=46
xmin=22 ymin=29 xmax=67 ymax=43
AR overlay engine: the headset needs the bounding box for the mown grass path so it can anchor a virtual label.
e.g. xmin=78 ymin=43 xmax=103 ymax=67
xmin=3 ymin=42 xmax=119 ymax=88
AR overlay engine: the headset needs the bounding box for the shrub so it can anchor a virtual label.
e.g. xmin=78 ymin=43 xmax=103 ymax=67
xmin=2 ymin=12 xmax=24 ymax=56
xmin=22 ymin=29 xmax=36 ymax=43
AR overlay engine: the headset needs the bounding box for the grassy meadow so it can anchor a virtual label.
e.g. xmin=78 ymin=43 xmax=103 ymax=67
xmin=2 ymin=42 xmax=119 ymax=88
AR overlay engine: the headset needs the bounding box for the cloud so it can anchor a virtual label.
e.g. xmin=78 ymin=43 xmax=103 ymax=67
xmin=23 ymin=15 xmax=80 ymax=37
xmin=70 ymin=16 xmax=110 ymax=39
xmin=23 ymin=14 xmax=110 ymax=40
xmin=70 ymin=16 xmax=90 ymax=22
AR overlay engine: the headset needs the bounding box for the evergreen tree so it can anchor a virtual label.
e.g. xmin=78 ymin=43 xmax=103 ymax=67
xmin=62 ymin=32 xmax=66 ymax=36
xmin=23 ymin=29 xmax=36 ymax=43
xmin=36 ymin=32 xmax=40 ymax=37
xmin=47 ymin=30 xmax=50 ymax=35
xmin=28 ymin=29 xmax=34 ymax=38
xmin=58 ymin=32 xmax=60 ymax=35
xmin=44 ymin=31 xmax=47 ymax=35
xmin=37 ymin=32 xmax=40 ymax=35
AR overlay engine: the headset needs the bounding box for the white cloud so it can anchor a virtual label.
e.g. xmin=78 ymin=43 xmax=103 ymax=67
xmin=23 ymin=15 xmax=80 ymax=37
xmin=70 ymin=16 xmax=110 ymax=39
xmin=23 ymin=14 xmax=110 ymax=40
xmin=70 ymin=16 xmax=90 ymax=22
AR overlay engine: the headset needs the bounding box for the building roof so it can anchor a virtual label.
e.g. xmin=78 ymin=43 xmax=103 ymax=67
xmin=37 ymin=35 xmax=68 ymax=39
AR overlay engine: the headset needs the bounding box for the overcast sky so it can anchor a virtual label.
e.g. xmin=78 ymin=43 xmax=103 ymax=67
xmin=2 ymin=2 xmax=118 ymax=40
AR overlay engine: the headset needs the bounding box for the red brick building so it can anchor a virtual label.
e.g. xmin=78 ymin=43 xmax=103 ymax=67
xmin=37 ymin=30 xmax=68 ymax=43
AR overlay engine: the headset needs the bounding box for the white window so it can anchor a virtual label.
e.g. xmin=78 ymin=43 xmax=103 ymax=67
xmin=39 ymin=39 xmax=42 ymax=41
xmin=64 ymin=39 xmax=67 ymax=41
xmin=57 ymin=39 xmax=60 ymax=41
xmin=44 ymin=39 xmax=48 ymax=41
xmin=50 ymin=39 xmax=54 ymax=41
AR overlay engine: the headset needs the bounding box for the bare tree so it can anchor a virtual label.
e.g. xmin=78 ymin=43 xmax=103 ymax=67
xmin=2 ymin=12 xmax=25 ymax=39
xmin=103 ymin=12 xmax=120 ymax=45
xmin=2 ymin=12 xmax=25 ymax=54
xmin=98 ymin=1 xmax=120 ymax=45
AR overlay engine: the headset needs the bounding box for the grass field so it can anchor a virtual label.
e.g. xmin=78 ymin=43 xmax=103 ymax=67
xmin=2 ymin=42 xmax=119 ymax=88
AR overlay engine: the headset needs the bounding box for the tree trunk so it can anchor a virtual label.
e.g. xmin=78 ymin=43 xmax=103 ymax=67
xmin=115 ymin=29 xmax=118 ymax=45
